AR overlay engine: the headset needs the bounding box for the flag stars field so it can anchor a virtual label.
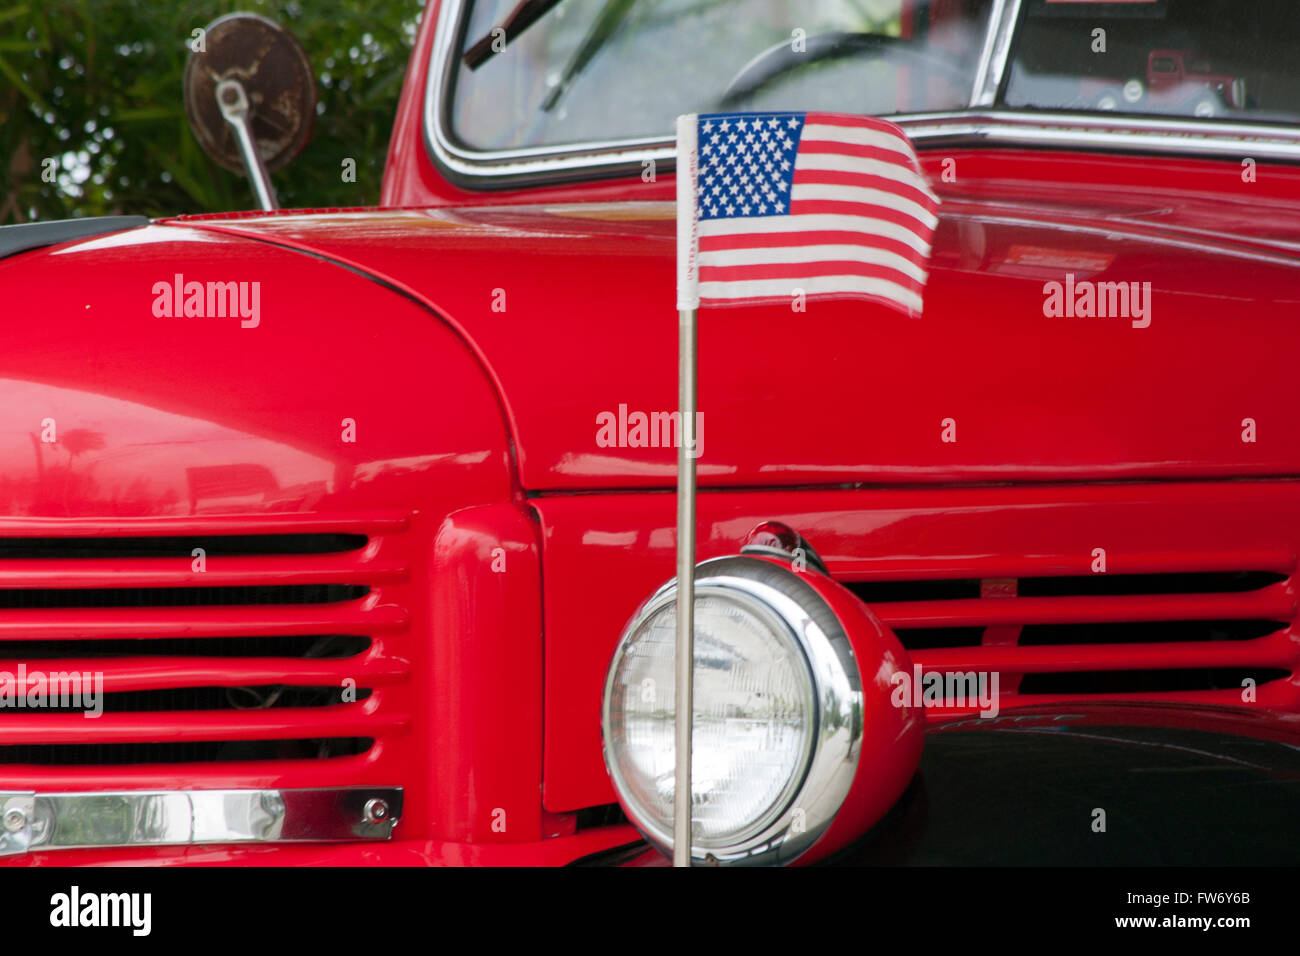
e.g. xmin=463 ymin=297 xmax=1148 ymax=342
xmin=698 ymin=112 xmax=801 ymax=221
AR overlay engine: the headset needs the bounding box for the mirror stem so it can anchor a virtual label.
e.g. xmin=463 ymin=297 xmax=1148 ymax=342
xmin=215 ymin=78 xmax=279 ymax=211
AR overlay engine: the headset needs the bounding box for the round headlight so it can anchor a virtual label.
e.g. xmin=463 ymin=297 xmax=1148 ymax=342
xmin=602 ymin=556 xmax=863 ymax=864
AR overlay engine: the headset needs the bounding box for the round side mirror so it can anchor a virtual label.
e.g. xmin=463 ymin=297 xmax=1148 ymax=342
xmin=183 ymin=12 xmax=316 ymax=206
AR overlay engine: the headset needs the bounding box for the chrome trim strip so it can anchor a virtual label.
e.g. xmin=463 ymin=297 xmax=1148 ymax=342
xmin=0 ymin=787 xmax=401 ymax=855
xmin=970 ymin=0 xmax=1022 ymax=107
xmin=424 ymin=0 xmax=1300 ymax=187
xmin=903 ymin=111 xmax=1300 ymax=159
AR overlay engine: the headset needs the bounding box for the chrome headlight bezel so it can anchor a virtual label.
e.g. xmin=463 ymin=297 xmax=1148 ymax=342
xmin=601 ymin=555 xmax=864 ymax=866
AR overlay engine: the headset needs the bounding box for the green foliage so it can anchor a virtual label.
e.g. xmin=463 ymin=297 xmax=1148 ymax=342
xmin=0 ymin=0 xmax=425 ymax=222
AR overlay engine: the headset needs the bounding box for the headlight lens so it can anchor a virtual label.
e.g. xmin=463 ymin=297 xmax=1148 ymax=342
xmin=604 ymin=587 xmax=815 ymax=848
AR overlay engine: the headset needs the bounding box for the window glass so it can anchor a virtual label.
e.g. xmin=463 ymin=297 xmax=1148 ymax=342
xmin=1003 ymin=0 xmax=1300 ymax=123
xmin=451 ymin=0 xmax=994 ymax=150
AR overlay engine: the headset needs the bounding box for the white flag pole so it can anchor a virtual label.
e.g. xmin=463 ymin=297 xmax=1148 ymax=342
xmin=673 ymin=114 xmax=700 ymax=868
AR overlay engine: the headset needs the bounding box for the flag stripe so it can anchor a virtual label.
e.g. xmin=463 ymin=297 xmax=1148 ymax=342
xmin=700 ymin=245 xmax=927 ymax=284
xmin=702 ymin=239 xmax=927 ymax=279
xmin=793 ymin=168 xmax=939 ymax=213
xmin=700 ymin=259 xmax=925 ymax=294
xmin=699 ymin=213 xmax=934 ymax=256
xmin=790 ymin=145 xmax=935 ymax=193
xmin=698 ymin=275 xmax=925 ymax=313
xmin=702 ymin=231 xmax=925 ymax=273
xmin=805 ymin=111 xmax=911 ymax=133
xmin=796 ymin=136 xmax=931 ymax=173
xmin=788 ymin=199 xmax=937 ymax=236
xmin=799 ymin=123 xmax=916 ymax=157
xmin=791 ymin=184 xmax=937 ymax=229
xmin=796 ymin=140 xmax=920 ymax=171
xmin=795 ymin=150 xmax=933 ymax=183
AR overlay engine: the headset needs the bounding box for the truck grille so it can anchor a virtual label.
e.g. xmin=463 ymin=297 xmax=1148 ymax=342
xmin=836 ymin=554 xmax=1300 ymax=713
xmin=535 ymin=481 xmax=1300 ymax=811
xmin=0 ymin=513 xmax=412 ymax=782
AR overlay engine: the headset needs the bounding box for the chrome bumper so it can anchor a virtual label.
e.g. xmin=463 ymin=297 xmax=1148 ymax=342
xmin=0 ymin=787 xmax=401 ymax=855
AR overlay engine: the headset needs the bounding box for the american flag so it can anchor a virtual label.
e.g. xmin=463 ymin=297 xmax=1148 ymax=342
xmin=675 ymin=110 xmax=938 ymax=316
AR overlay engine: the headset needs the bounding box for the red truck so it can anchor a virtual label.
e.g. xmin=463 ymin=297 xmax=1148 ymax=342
xmin=1088 ymin=48 xmax=1246 ymax=116
xmin=1 ymin=0 xmax=1298 ymax=867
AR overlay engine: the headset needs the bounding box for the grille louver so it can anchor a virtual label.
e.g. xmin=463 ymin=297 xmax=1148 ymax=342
xmin=0 ymin=513 xmax=412 ymax=779
xmin=833 ymin=549 xmax=1300 ymax=714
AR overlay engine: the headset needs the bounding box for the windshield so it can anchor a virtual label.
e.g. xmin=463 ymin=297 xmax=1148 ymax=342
xmin=1005 ymin=0 xmax=1300 ymax=123
xmin=449 ymin=0 xmax=994 ymax=150
xmin=447 ymin=0 xmax=1300 ymax=156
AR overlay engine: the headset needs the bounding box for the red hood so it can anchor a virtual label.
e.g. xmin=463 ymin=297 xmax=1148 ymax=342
xmin=169 ymin=151 xmax=1300 ymax=491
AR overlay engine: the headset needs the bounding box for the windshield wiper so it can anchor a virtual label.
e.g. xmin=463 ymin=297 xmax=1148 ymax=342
xmin=463 ymin=0 xmax=568 ymax=70
xmin=540 ymin=0 xmax=635 ymax=111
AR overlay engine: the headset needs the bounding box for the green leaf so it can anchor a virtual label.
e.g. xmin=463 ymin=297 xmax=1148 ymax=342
xmin=113 ymin=106 xmax=181 ymax=121
xmin=0 ymin=52 xmax=49 ymax=114
xmin=0 ymin=7 xmax=31 ymax=27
